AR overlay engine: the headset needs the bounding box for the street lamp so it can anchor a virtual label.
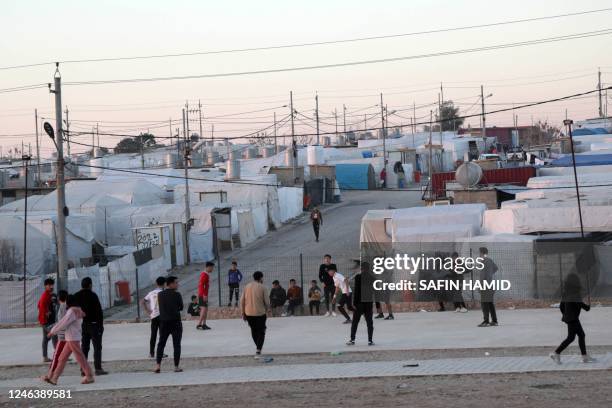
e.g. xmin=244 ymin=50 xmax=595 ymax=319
xmin=21 ymin=154 xmax=31 ymax=326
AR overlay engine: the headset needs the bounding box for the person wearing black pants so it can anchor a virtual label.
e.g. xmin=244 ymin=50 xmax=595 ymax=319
xmin=74 ymin=277 xmax=107 ymax=375
xmin=319 ymin=255 xmax=337 ymax=316
xmin=310 ymin=208 xmax=322 ymax=242
xmin=142 ymin=276 xmax=167 ymax=358
xmin=347 ymin=263 xmax=374 ymax=346
xmin=155 ymin=276 xmax=184 ymax=373
xmin=551 ymin=273 xmax=595 ymax=364
xmin=241 ymin=271 xmax=270 ymax=358
xmin=477 ymin=248 xmax=499 ymax=327
xmin=329 ymin=267 xmax=354 ymax=324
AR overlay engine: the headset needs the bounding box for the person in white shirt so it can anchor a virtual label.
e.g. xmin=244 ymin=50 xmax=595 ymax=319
xmin=328 ymin=266 xmax=354 ymax=324
xmin=142 ymin=276 xmax=166 ymax=358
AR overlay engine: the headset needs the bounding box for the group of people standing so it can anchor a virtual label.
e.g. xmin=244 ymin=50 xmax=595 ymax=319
xmin=38 ymin=277 xmax=107 ymax=385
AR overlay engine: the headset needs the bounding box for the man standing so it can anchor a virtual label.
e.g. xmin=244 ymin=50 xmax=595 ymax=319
xmin=155 ymin=276 xmax=184 ymax=373
xmin=38 ymin=278 xmax=57 ymax=363
xmin=227 ymin=261 xmax=243 ymax=307
xmin=347 ymin=262 xmax=374 ymax=346
xmin=310 ymin=207 xmax=323 ymax=242
xmin=240 ymin=271 xmax=270 ymax=358
xmin=142 ymin=276 xmax=166 ymax=358
xmin=319 ymin=254 xmax=337 ymax=317
xmin=197 ymin=261 xmax=214 ymax=330
xmin=74 ymin=277 xmax=107 ymax=375
xmin=478 ymin=247 xmax=499 ymax=327
xmin=328 ymin=266 xmax=354 ymax=324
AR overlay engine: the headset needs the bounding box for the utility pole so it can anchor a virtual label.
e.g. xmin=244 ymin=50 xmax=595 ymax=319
xmin=598 ymin=68 xmax=603 ymax=118
xmin=273 ymin=112 xmax=278 ymax=153
xmin=364 ymin=114 xmax=367 ymax=131
xmin=64 ymin=107 xmax=70 ymax=158
xmin=315 ymin=93 xmax=320 ymax=145
xmin=334 ymin=109 xmax=338 ymax=138
xmin=428 ymin=110 xmax=433 ymax=187
xmin=198 ymin=99 xmax=203 ymax=142
xmin=290 ymin=91 xmax=296 ymax=181
xmin=438 ymin=92 xmax=443 ymax=171
xmin=34 ymin=109 xmax=41 ymax=186
xmin=96 ymin=123 xmax=99 ymax=151
xmin=480 ymin=85 xmax=487 ymax=151
xmin=413 ymin=101 xmax=417 ymax=134
xmin=380 ymin=93 xmax=386 ymax=183
xmin=49 ymin=64 xmax=68 ymax=291
xmin=343 ymin=104 xmax=347 ymax=135
xmin=182 ymin=107 xmax=191 ymax=263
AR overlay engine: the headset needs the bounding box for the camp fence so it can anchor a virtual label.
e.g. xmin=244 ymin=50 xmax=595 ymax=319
xmin=3 ymin=244 xmax=612 ymax=325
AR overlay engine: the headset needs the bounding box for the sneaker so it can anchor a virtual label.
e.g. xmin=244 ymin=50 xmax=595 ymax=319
xmin=43 ymin=357 xmax=52 ymax=363
xmin=95 ymin=369 xmax=108 ymax=376
xmin=324 ymin=311 xmax=331 ymax=317
xmin=331 ymin=312 xmax=337 ymax=317
xmin=196 ymin=325 xmax=204 ymax=330
xmin=478 ymin=321 xmax=490 ymax=327
xmin=254 ymin=350 xmax=262 ymax=359
xmin=202 ymin=325 xmax=212 ymax=330
xmin=368 ymin=341 xmax=375 ymax=346
xmin=375 ymin=313 xmax=384 ymax=319
xmin=582 ymin=355 xmax=596 ymax=363
xmin=346 ymin=340 xmax=355 ymax=346
xmin=343 ymin=319 xmax=352 ymax=324
xmin=455 ymin=308 xmax=461 ymax=313
xmin=384 ymin=315 xmax=394 ymax=320
xmin=174 ymin=367 xmax=183 ymax=373
xmin=489 ymin=321 xmax=498 ymax=327
xmin=281 ymin=313 xmax=287 ymax=317
xmin=550 ymin=353 xmax=561 ymax=365
xmin=460 ymin=308 xmax=468 ymax=313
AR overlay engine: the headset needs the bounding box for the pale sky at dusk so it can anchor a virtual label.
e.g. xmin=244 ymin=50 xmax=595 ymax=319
xmin=1 ymin=0 xmax=611 ymax=157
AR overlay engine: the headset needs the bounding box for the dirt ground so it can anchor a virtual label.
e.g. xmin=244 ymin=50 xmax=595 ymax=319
xmin=2 ymin=369 xmax=612 ymax=408
xmin=2 ymin=346 xmax=611 ymax=407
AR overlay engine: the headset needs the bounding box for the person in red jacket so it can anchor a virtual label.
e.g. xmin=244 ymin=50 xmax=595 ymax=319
xmin=38 ymin=278 xmax=57 ymax=363
xmin=196 ymin=262 xmax=214 ymax=330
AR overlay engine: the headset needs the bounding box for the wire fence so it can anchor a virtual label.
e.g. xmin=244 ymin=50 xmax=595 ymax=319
xmin=3 ymin=241 xmax=612 ymax=325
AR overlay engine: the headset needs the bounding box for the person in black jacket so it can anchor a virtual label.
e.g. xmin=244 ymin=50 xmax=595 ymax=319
xmin=346 ymin=262 xmax=374 ymax=346
xmin=155 ymin=276 xmax=184 ymax=373
xmin=550 ymin=273 xmax=595 ymax=364
xmin=318 ymin=254 xmax=337 ymax=317
xmin=74 ymin=277 xmax=107 ymax=375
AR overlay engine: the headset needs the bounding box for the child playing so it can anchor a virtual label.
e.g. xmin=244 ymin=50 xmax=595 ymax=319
xmin=42 ymin=290 xmax=68 ymax=383
xmin=45 ymin=295 xmax=94 ymax=385
xmin=187 ymin=295 xmax=200 ymax=317
xmin=308 ymin=280 xmax=322 ymax=315
xmin=550 ymin=273 xmax=595 ymax=364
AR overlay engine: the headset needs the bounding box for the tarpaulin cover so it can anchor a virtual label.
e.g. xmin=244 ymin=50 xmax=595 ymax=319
xmin=335 ymin=163 xmax=376 ymax=190
xmin=550 ymin=154 xmax=612 ymax=167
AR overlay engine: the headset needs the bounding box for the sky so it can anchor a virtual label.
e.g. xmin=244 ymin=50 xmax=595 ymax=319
xmin=1 ymin=0 xmax=612 ymax=157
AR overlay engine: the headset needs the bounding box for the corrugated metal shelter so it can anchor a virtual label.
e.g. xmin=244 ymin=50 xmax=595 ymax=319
xmin=550 ymin=154 xmax=612 ymax=167
xmin=335 ymin=163 xmax=376 ymax=190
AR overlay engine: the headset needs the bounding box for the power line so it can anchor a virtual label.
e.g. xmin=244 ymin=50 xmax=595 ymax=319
xmin=3 ymin=8 xmax=611 ymax=71
xmin=61 ymin=29 xmax=612 ymax=87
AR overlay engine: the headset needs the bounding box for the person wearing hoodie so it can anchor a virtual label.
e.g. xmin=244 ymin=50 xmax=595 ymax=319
xmin=43 ymin=290 xmax=69 ymax=382
xmin=227 ymin=261 xmax=243 ymax=307
xmin=550 ymin=273 xmax=596 ymax=364
xmin=45 ymin=295 xmax=94 ymax=385
xmin=269 ymin=280 xmax=287 ymax=317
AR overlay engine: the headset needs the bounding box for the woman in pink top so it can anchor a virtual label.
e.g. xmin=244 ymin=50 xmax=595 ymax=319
xmin=46 ymin=295 xmax=94 ymax=385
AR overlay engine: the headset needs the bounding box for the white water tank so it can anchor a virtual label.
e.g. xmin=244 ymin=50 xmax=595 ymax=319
xmin=262 ymin=146 xmax=275 ymax=158
xmin=225 ymin=160 xmax=241 ymax=180
xmin=307 ymin=145 xmax=325 ymax=165
xmin=336 ymin=135 xmax=346 ymax=146
xmin=322 ymin=136 xmax=331 ymax=146
xmin=284 ymin=148 xmax=296 ymax=167
xmin=207 ymin=150 xmax=220 ymax=166
xmin=165 ymin=152 xmax=177 ymax=168
xmin=244 ymin=147 xmax=258 ymax=159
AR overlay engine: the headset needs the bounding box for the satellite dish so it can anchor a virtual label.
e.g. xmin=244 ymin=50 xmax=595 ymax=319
xmin=455 ymin=162 xmax=483 ymax=188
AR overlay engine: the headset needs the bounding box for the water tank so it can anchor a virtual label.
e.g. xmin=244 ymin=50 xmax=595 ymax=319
xmin=262 ymin=146 xmax=275 ymax=158
xmin=307 ymin=145 xmax=325 ymax=165
xmin=225 ymin=160 xmax=241 ymax=180
xmin=455 ymin=162 xmax=483 ymax=187
xmin=284 ymin=148 xmax=296 ymax=167
xmin=190 ymin=151 xmax=203 ymax=168
xmin=244 ymin=147 xmax=259 ymax=159
xmin=322 ymin=136 xmax=331 ymax=146
xmin=207 ymin=150 xmax=220 ymax=166
xmin=165 ymin=152 xmax=177 ymax=168
xmin=336 ymin=135 xmax=346 ymax=146
xmin=93 ymin=147 xmax=105 ymax=158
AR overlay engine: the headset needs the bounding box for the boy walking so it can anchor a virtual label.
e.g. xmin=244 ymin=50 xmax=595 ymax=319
xmin=142 ymin=276 xmax=166 ymax=358
xmin=241 ymin=271 xmax=270 ymax=358
xmin=477 ymin=247 xmax=499 ymax=327
xmin=38 ymin=278 xmax=57 ymax=363
xmin=155 ymin=276 xmax=184 ymax=373
xmin=227 ymin=261 xmax=243 ymax=307
xmin=347 ymin=262 xmax=374 ymax=346
xmin=319 ymin=254 xmax=337 ymax=317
